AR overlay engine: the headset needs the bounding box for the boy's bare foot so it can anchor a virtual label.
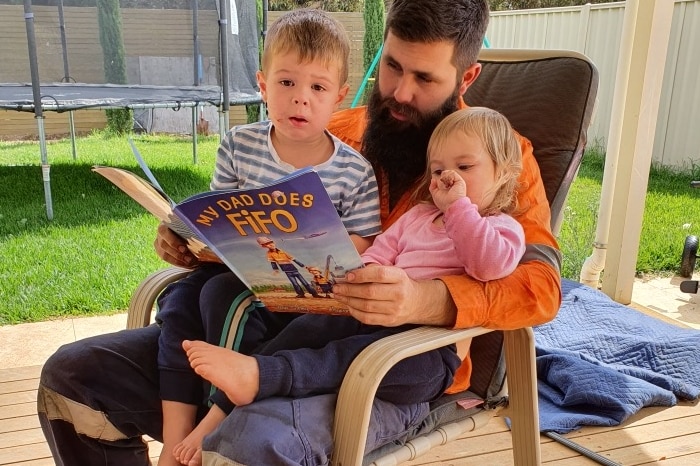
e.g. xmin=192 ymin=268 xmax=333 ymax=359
xmin=173 ymin=405 xmax=226 ymax=466
xmin=157 ymin=450 xmax=183 ymax=466
xmin=172 ymin=438 xmax=201 ymax=466
xmin=183 ymin=340 xmax=260 ymax=405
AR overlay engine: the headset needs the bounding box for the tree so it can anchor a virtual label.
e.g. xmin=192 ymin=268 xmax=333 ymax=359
xmin=268 ymin=1 xmax=361 ymax=12
xmin=361 ymin=0 xmax=384 ymax=104
xmin=247 ymin=0 xmax=264 ymax=124
xmin=96 ymin=0 xmax=131 ymax=134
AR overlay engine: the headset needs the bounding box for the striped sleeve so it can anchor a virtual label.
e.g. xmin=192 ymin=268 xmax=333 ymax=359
xmin=317 ymin=141 xmax=381 ymax=238
xmin=211 ymin=122 xmax=290 ymax=191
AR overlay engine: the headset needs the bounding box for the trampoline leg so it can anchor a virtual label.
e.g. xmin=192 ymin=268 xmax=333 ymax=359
xmin=69 ymin=110 xmax=77 ymax=160
xmin=37 ymin=117 xmax=54 ymax=220
xmin=192 ymin=106 xmax=198 ymax=164
xmin=218 ymin=110 xmax=226 ymax=141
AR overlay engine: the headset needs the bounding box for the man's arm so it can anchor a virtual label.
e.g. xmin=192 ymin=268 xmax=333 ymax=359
xmin=333 ymin=258 xmax=560 ymax=329
xmin=333 ymin=268 xmax=458 ymax=326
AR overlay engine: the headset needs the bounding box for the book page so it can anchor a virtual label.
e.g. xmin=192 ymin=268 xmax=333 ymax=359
xmin=92 ymin=166 xmax=173 ymax=222
xmin=93 ymin=165 xmax=221 ymax=263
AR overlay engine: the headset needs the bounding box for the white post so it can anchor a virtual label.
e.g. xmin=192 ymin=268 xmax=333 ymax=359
xmin=601 ymin=0 xmax=674 ymax=303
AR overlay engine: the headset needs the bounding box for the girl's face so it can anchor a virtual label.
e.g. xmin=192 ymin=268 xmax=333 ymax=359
xmin=257 ymin=51 xmax=348 ymax=144
xmin=429 ymin=130 xmax=498 ymax=212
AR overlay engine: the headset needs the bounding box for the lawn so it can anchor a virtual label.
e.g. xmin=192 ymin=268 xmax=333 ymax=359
xmin=560 ymin=147 xmax=700 ymax=279
xmin=1 ymin=133 xmax=220 ymax=324
xmin=2 ymin=134 xmax=700 ymax=325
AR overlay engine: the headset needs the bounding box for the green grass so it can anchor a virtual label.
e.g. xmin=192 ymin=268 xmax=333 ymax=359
xmin=558 ymin=147 xmax=700 ymax=279
xmin=1 ymin=133 xmax=219 ymax=325
xmin=2 ymin=135 xmax=700 ymax=325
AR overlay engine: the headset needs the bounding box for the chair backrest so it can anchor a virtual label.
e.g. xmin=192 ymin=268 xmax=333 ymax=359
xmin=465 ymin=49 xmax=599 ymax=236
xmin=462 ymin=49 xmax=599 ymax=401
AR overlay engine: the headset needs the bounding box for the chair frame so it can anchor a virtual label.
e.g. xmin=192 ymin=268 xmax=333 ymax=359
xmin=127 ymin=48 xmax=599 ymax=466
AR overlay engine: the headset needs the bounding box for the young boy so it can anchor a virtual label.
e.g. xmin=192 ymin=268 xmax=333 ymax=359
xmin=158 ymin=9 xmax=381 ymax=466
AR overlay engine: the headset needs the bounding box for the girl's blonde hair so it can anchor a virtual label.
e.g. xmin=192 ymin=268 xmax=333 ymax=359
xmin=414 ymin=107 xmax=523 ymax=216
xmin=262 ymin=9 xmax=350 ymax=84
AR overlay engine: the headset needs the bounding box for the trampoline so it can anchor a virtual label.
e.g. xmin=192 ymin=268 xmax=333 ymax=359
xmin=0 ymin=81 xmax=260 ymax=163
xmin=0 ymin=81 xmax=262 ymax=143
xmin=3 ymin=0 xmax=264 ymax=219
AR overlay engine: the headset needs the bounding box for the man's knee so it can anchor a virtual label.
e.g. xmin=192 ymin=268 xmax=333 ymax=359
xmin=40 ymin=340 xmax=94 ymax=391
xmin=41 ymin=325 xmax=160 ymax=399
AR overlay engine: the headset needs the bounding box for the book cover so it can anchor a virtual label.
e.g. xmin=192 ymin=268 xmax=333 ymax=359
xmin=173 ymin=167 xmax=363 ymax=315
xmin=93 ymin=145 xmax=362 ymax=315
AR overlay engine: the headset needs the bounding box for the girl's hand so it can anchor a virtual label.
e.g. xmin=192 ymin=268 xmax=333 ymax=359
xmin=429 ymin=170 xmax=467 ymax=212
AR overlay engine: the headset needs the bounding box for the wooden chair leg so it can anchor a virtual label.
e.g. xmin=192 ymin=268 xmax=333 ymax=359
xmin=503 ymin=327 xmax=542 ymax=466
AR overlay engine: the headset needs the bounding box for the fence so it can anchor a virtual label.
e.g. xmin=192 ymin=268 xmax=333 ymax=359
xmin=488 ymin=0 xmax=700 ymax=168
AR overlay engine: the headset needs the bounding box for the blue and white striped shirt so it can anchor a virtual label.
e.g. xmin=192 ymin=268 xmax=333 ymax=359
xmin=211 ymin=120 xmax=381 ymax=238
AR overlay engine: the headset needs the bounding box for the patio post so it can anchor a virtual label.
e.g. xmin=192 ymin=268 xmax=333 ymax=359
xmin=599 ymin=0 xmax=674 ymax=303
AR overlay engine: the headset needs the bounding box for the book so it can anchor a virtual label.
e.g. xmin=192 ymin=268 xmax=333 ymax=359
xmin=93 ymin=142 xmax=364 ymax=315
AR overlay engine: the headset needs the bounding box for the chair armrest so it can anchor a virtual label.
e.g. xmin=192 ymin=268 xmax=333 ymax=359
xmin=331 ymin=326 xmax=495 ymax=465
xmin=331 ymin=326 xmax=540 ymax=466
xmin=126 ymin=267 xmax=191 ymax=329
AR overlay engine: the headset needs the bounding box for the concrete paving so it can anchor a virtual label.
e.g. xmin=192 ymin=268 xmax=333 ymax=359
xmin=1 ymin=276 xmax=699 ymax=370
xmin=0 ymin=312 xmax=128 ymax=369
xmin=627 ymin=274 xmax=700 ymax=330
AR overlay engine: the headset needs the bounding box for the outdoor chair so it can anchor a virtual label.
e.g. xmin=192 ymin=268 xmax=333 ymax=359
xmin=126 ymin=48 xmax=599 ymax=465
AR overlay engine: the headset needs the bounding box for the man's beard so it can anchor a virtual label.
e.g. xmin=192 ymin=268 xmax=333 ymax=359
xmin=362 ymin=85 xmax=459 ymax=208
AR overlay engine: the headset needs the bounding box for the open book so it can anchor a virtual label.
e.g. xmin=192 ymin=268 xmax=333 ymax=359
xmin=93 ymin=141 xmax=363 ymax=315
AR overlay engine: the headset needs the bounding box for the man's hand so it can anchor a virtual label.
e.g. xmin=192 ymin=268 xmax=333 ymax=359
xmin=332 ymin=265 xmax=457 ymax=327
xmin=154 ymin=222 xmax=199 ymax=268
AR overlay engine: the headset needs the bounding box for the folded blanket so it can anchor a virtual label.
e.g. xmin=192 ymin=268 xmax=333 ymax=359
xmin=534 ymin=279 xmax=700 ymax=433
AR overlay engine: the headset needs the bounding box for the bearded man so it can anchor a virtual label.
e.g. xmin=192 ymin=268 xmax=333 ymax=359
xmin=37 ymin=1 xmax=561 ymax=464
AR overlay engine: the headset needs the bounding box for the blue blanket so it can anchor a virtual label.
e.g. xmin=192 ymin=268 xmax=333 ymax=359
xmin=534 ymin=279 xmax=700 ymax=433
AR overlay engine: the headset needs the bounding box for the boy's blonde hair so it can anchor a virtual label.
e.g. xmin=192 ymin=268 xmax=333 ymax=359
xmin=415 ymin=107 xmax=523 ymax=216
xmin=262 ymin=9 xmax=350 ymax=84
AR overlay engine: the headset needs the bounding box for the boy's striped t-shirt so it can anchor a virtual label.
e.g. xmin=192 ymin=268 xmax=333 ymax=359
xmin=210 ymin=120 xmax=381 ymax=238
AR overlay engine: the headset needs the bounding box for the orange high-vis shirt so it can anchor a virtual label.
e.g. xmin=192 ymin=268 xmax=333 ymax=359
xmin=327 ymin=100 xmax=562 ymax=393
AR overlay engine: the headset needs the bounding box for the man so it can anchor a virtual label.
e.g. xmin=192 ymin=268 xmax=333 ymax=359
xmin=256 ymin=236 xmax=320 ymax=298
xmin=37 ymin=1 xmax=561 ymax=464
